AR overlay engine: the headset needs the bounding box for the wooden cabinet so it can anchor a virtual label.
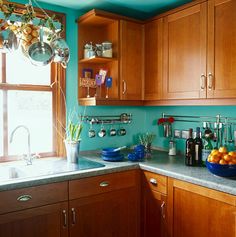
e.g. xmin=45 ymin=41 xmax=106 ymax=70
xmin=77 ymin=10 xmax=144 ymax=106
xmin=167 ymin=178 xmax=236 ymax=237
xmin=69 ymin=170 xmax=140 ymax=237
xmin=0 ymin=182 xmax=68 ymax=237
xmin=163 ymin=3 xmax=207 ymax=100
xmin=120 ymin=20 xmax=144 ymax=100
xmin=207 ymin=0 xmax=236 ymax=98
xmin=144 ymin=19 xmax=163 ymax=100
xmin=141 ymin=171 xmax=167 ymax=237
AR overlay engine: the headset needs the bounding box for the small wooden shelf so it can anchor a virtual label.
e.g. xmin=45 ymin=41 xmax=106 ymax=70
xmin=79 ymin=56 xmax=117 ymax=64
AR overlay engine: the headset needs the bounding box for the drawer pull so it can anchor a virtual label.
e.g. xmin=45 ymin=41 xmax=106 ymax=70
xmin=100 ymin=181 xmax=109 ymax=187
xmin=161 ymin=201 xmax=166 ymax=219
xmin=17 ymin=195 xmax=32 ymax=202
xmin=62 ymin=210 xmax=67 ymax=227
xmin=149 ymin=178 xmax=158 ymax=186
xmin=71 ymin=208 xmax=76 ymax=225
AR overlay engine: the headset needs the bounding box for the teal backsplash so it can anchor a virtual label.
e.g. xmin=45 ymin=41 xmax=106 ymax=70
xmin=14 ymin=1 xmax=236 ymax=153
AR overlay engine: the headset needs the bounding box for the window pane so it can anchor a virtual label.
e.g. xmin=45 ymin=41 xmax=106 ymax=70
xmin=0 ymin=91 xmax=3 ymax=156
xmin=8 ymin=91 xmax=53 ymax=155
xmin=6 ymin=51 xmax=51 ymax=85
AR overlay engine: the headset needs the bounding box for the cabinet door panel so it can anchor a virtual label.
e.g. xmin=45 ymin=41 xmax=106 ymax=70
xmin=0 ymin=202 xmax=68 ymax=237
xmin=207 ymin=0 xmax=236 ymax=98
xmin=69 ymin=188 xmax=139 ymax=237
xmin=120 ymin=20 xmax=144 ymax=100
xmin=163 ymin=3 xmax=207 ymax=99
xmin=144 ymin=19 xmax=163 ymax=100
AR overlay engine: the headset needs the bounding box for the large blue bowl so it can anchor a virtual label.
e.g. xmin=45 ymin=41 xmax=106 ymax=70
xmin=206 ymin=159 xmax=236 ymax=177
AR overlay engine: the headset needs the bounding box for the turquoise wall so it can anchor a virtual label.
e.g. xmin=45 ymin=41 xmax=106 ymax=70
xmin=14 ymin=1 xmax=236 ymax=153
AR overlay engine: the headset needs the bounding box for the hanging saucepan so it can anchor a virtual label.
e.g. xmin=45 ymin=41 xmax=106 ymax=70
xmin=0 ymin=28 xmax=19 ymax=53
xmin=50 ymin=36 xmax=70 ymax=68
xmin=28 ymin=27 xmax=54 ymax=66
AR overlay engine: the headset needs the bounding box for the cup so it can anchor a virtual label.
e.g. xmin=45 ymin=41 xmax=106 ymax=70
xmin=118 ymin=128 xmax=126 ymax=136
xmin=109 ymin=128 xmax=117 ymax=136
xmin=98 ymin=128 xmax=106 ymax=138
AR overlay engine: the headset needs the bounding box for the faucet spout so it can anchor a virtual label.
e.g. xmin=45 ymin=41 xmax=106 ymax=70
xmin=10 ymin=125 xmax=32 ymax=165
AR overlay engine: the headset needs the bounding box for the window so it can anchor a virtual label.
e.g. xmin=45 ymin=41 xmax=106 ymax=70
xmin=0 ymin=8 xmax=66 ymax=162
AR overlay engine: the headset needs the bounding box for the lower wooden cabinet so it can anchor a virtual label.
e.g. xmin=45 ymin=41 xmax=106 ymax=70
xmin=0 ymin=202 xmax=68 ymax=237
xmin=167 ymin=178 xmax=236 ymax=237
xmin=69 ymin=188 xmax=139 ymax=237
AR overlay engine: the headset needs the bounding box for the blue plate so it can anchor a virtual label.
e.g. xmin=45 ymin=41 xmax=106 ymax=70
xmin=102 ymin=148 xmax=121 ymax=157
xmin=101 ymin=154 xmax=124 ymax=162
xmin=206 ymin=159 xmax=236 ymax=177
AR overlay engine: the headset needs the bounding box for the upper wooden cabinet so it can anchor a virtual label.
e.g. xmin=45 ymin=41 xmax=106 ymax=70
xmin=207 ymin=0 xmax=236 ymax=98
xmin=163 ymin=3 xmax=207 ymax=100
xmin=144 ymin=19 xmax=163 ymax=100
xmin=77 ymin=10 xmax=144 ymax=105
xmin=120 ymin=20 xmax=144 ymax=100
xmin=162 ymin=0 xmax=236 ymax=100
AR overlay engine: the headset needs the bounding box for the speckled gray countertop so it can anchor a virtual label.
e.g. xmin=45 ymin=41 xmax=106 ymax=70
xmin=0 ymin=150 xmax=235 ymax=196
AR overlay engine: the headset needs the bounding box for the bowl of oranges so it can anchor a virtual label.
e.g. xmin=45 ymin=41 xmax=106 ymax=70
xmin=206 ymin=147 xmax=236 ymax=177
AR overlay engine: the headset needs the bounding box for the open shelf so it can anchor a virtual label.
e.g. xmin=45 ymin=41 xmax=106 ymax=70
xmin=79 ymin=57 xmax=117 ymax=64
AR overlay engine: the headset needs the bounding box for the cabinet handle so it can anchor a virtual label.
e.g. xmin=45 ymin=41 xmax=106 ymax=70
xmin=100 ymin=181 xmax=110 ymax=187
xmin=149 ymin=178 xmax=158 ymax=186
xmin=208 ymin=73 xmax=214 ymax=90
xmin=161 ymin=201 xmax=166 ymax=219
xmin=62 ymin=210 xmax=67 ymax=227
xmin=122 ymin=80 xmax=127 ymax=95
xmin=17 ymin=194 xmax=32 ymax=202
xmin=200 ymin=74 xmax=206 ymax=90
xmin=71 ymin=208 xmax=76 ymax=225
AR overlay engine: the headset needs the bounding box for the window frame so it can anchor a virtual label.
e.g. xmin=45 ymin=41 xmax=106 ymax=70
xmin=0 ymin=2 xmax=66 ymax=162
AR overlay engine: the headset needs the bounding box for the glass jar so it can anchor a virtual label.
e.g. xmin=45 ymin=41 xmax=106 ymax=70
xmin=169 ymin=139 xmax=176 ymax=156
xmin=102 ymin=41 xmax=112 ymax=58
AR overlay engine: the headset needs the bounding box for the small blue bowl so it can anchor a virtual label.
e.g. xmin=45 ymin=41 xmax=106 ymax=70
xmin=206 ymin=159 xmax=236 ymax=177
xmin=102 ymin=148 xmax=120 ymax=157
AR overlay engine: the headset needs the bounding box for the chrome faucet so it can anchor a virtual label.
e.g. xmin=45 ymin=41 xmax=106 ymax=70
xmin=10 ymin=125 xmax=33 ymax=165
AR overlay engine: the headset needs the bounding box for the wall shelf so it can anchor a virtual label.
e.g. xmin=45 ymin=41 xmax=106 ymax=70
xmin=79 ymin=57 xmax=117 ymax=64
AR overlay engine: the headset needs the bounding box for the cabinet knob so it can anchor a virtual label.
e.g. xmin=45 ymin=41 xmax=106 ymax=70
xmin=149 ymin=178 xmax=158 ymax=186
xmin=100 ymin=181 xmax=110 ymax=187
xmin=200 ymin=74 xmax=206 ymax=90
xmin=208 ymin=73 xmax=214 ymax=90
xmin=17 ymin=194 xmax=32 ymax=202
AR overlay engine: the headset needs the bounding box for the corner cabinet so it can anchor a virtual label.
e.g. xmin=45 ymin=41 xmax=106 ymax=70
xmin=167 ymin=178 xmax=236 ymax=237
xmin=77 ymin=10 xmax=144 ymax=106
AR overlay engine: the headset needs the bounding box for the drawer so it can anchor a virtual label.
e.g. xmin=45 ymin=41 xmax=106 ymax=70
xmin=142 ymin=171 xmax=167 ymax=194
xmin=0 ymin=182 xmax=68 ymax=215
xmin=69 ymin=170 xmax=138 ymax=200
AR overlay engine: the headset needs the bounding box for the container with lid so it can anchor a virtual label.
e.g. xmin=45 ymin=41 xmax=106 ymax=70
xmin=102 ymin=41 xmax=112 ymax=58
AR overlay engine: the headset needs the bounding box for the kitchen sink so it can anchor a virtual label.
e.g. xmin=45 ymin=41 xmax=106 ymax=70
xmin=0 ymin=157 xmax=105 ymax=182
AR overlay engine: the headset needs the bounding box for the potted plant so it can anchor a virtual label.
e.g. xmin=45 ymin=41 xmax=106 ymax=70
xmin=64 ymin=111 xmax=83 ymax=163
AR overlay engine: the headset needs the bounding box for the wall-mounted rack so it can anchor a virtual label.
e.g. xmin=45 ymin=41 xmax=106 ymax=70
xmin=81 ymin=113 xmax=132 ymax=125
xmin=162 ymin=113 xmax=236 ymax=126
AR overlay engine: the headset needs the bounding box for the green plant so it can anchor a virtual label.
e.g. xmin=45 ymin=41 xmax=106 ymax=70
xmin=66 ymin=120 xmax=83 ymax=142
xmin=139 ymin=132 xmax=156 ymax=146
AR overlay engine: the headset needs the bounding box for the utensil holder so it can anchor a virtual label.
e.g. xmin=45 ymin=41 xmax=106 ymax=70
xmin=163 ymin=124 xmax=172 ymax=138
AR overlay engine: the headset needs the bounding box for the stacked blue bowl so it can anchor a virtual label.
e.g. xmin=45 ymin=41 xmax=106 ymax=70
xmin=101 ymin=148 xmax=124 ymax=162
xmin=128 ymin=145 xmax=145 ymax=162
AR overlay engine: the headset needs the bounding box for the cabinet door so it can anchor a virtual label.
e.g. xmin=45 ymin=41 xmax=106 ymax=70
xmin=120 ymin=20 xmax=144 ymax=100
xmin=168 ymin=179 xmax=236 ymax=237
xmin=142 ymin=189 xmax=167 ymax=237
xmin=0 ymin=202 xmax=68 ymax=237
xmin=207 ymin=0 xmax=236 ymax=98
xmin=69 ymin=188 xmax=139 ymax=237
xmin=144 ymin=19 xmax=163 ymax=100
xmin=163 ymin=3 xmax=207 ymax=99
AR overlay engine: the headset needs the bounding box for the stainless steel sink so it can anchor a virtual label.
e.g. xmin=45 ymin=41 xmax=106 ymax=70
xmin=0 ymin=157 xmax=105 ymax=182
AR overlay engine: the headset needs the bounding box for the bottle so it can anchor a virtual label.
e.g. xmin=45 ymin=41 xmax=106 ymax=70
xmin=185 ymin=128 xmax=195 ymax=166
xmin=194 ymin=127 xmax=203 ymax=166
xmin=202 ymin=137 xmax=213 ymax=166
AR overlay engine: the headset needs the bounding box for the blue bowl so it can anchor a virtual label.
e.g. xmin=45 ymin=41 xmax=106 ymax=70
xmin=102 ymin=148 xmax=121 ymax=157
xmin=102 ymin=154 xmax=124 ymax=162
xmin=206 ymin=159 xmax=236 ymax=177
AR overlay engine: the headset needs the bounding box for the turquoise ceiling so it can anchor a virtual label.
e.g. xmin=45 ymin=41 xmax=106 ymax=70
xmin=38 ymin=0 xmax=193 ymax=20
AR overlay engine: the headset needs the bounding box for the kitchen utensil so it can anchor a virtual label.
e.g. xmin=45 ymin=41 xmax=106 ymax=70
xmin=98 ymin=124 xmax=106 ymax=138
xmin=105 ymin=77 xmax=112 ymax=98
xmin=109 ymin=125 xmax=116 ymax=137
xmin=118 ymin=127 xmax=126 ymax=136
xmin=228 ymin=123 xmax=234 ymax=143
xmin=28 ymin=28 xmax=54 ymax=66
xmin=113 ymin=146 xmax=126 ymax=152
xmin=50 ymin=36 xmax=70 ymax=68
xmin=0 ymin=28 xmax=19 ymax=53
xmin=88 ymin=122 xmax=96 ymax=138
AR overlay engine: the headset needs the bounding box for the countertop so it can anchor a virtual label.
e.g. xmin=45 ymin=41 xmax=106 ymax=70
xmin=0 ymin=150 xmax=235 ymax=196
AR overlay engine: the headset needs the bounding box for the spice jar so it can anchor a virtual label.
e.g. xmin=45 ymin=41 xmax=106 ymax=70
xmin=169 ymin=139 xmax=176 ymax=156
xmin=102 ymin=41 xmax=112 ymax=58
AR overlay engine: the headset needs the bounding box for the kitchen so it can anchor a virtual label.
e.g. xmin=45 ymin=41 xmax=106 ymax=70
xmin=0 ymin=1 xmax=236 ymax=236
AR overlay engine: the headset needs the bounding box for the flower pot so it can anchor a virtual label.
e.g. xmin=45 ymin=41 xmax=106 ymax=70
xmin=64 ymin=140 xmax=81 ymax=163
xmin=163 ymin=124 xmax=172 ymax=138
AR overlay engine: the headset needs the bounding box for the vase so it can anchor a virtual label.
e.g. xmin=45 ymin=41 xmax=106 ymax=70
xmin=163 ymin=124 xmax=172 ymax=138
xmin=64 ymin=140 xmax=81 ymax=163
xmin=145 ymin=143 xmax=152 ymax=159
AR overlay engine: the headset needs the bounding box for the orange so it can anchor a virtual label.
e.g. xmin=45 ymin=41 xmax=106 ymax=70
xmin=211 ymin=154 xmax=221 ymax=163
xmin=219 ymin=159 xmax=228 ymax=165
xmin=211 ymin=149 xmax=218 ymax=155
xmin=228 ymin=151 xmax=236 ymax=158
xmin=223 ymin=154 xmax=232 ymax=162
xmin=219 ymin=146 xmax=228 ymax=153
